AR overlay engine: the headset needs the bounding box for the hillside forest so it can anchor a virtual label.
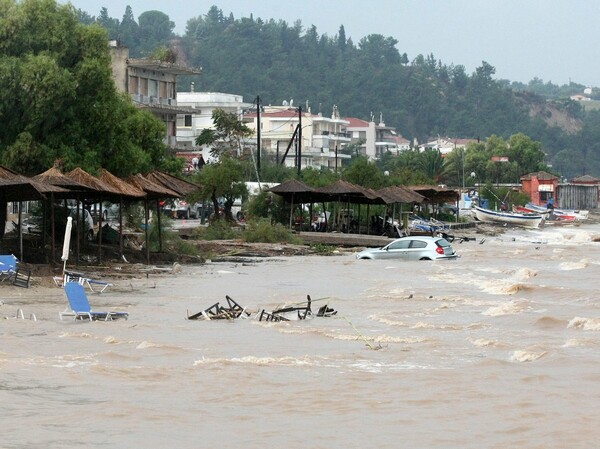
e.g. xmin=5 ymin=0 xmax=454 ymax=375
xmin=3 ymin=1 xmax=600 ymax=187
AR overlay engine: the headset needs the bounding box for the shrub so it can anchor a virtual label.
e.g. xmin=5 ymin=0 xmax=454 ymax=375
xmin=310 ymin=243 xmax=335 ymax=255
xmin=193 ymin=219 xmax=237 ymax=240
xmin=241 ymin=218 xmax=300 ymax=244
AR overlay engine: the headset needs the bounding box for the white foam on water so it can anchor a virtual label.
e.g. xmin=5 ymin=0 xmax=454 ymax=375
xmin=470 ymin=338 xmax=499 ymax=347
xmin=568 ymin=317 xmax=600 ymax=331
xmin=511 ymin=350 xmax=547 ymax=362
xmin=559 ymin=260 xmax=589 ymax=271
xmin=193 ymin=355 xmax=323 ymax=368
xmin=482 ymin=300 xmax=531 ymax=316
xmin=563 ymin=338 xmax=599 ymax=347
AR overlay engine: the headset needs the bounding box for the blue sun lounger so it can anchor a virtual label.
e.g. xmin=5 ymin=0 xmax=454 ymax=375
xmin=0 ymin=254 xmax=31 ymax=288
xmin=60 ymin=282 xmax=128 ymax=321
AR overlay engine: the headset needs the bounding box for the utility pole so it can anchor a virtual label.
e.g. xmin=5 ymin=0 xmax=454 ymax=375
xmin=256 ymin=95 xmax=261 ymax=177
xmin=297 ymin=106 xmax=302 ymax=177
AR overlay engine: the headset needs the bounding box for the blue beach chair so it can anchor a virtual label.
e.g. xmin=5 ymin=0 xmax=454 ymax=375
xmin=0 ymin=254 xmax=17 ymax=282
xmin=0 ymin=254 xmax=31 ymax=288
xmin=60 ymin=282 xmax=128 ymax=321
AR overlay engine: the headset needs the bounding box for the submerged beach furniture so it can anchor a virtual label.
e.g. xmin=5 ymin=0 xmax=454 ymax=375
xmin=53 ymin=270 xmax=113 ymax=293
xmin=60 ymin=282 xmax=128 ymax=321
xmin=0 ymin=254 xmax=31 ymax=288
xmin=187 ymin=295 xmax=250 ymax=320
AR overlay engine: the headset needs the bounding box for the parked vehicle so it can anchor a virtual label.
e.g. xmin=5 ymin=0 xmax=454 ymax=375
xmin=25 ymin=206 xmax=95 ymax=241
xmin=162 ymin=200 xmax=205 ymax=219
xmin=355 ymin=236 xmax=458 ymax=261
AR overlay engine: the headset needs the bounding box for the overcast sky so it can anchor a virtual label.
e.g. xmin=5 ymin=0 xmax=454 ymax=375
xmin=65 ymin=0 xmax=600 ymax=87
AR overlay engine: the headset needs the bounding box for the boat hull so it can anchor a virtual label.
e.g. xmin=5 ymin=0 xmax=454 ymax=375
xmin=473 ymin=206 xmax=543 ymax=228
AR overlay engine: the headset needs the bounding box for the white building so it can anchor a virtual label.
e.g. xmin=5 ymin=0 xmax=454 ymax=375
xmin=345 ymin=115 xmax=410 ymax=160
xmin=243 ymin=104 xmax=352 ymax=171
xmin=418 ymin=137 xmax=477 ymax=155
xmin=175 ymin=88 xmax=253 ymax=163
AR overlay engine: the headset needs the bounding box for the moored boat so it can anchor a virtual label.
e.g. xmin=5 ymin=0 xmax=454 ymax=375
xmin=473 ymin=205 xmax=544 ymax=228
xmin=524 ymin=202 xmax=588 ymax=221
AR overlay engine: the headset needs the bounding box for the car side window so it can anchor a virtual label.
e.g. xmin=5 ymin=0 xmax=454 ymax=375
xmin=389 ymin=240 xmax=411 ymax=250
xmin=409 ymin=240 xmax=427 ymax=249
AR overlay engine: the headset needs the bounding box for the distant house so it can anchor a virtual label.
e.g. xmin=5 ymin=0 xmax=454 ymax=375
xmin=520 ymin=171 xmax=558 ymax=206
xmin=345 ymin=115 xmax=410 ymax=160
xmin=418 ymin=137 xmax=477 ymax=155
xmin=243 ymin=105 xmax=352 ymax=171
xmin=175 ymin=89 xmax=253 ymax=163
xmin=570 ymin=94 xmax=591 ymax=102
xmin=109 ymin=41 xmax=201 ymax=148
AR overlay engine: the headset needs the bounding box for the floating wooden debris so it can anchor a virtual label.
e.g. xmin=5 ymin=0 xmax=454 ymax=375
xmin=258 ymin=295 xmax=337 ymax=322
xmin=187 ymin=295 xmax=250 ymax=320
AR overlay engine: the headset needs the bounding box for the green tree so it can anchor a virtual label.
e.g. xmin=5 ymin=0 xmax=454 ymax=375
xmin=191 ymin=156 xmax=247 ymax=221
xmin=118 ymin=5 xmax=139 ymax=51
xmin=342 ymin=156 xmax=386 ymax=188
xmin=0 ymin=0 xmax=169 ymax=176
xmin=417 ymin=149 xmax=446 ymax=183
xmin=195 ymin=108 xmax=253 ymax=159
xmin=138 ymin=10 xmax=175 ymax=56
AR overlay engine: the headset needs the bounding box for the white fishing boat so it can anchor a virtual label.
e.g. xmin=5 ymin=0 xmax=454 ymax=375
xmin=473 ymin=205 xmax=544 ymax=228
xmin=524 ymin=202 xmax=588 ymax=220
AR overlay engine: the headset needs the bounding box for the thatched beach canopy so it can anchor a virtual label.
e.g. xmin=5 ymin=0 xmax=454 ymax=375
xmin=32 ymin=165 xmax=98 ymax=199
xmin=144 ymin=170 xmax=199 ymax=197
xmin=377 ymin=186 xmax=425 ymax=204
xmin=268 ymin=179 xmax=317 ymax=203
xmin=126 ymin=173 xmax=180 ymax=199
xmin=65 ymin=167 xmax=122 ymax=199
xmin=314 ymin=180 xmax=376 ymax=204
xmin=409 ymin=185 xmax=460 ymax=204
xmin=0 ymin=165 xmax=68 ymax=201
xmin=98 ymin=169 xmax=146 ymax=199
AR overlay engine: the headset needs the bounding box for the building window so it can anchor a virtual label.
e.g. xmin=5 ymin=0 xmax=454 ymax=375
xmin=184 ymin=115 xmax=192 ymax=127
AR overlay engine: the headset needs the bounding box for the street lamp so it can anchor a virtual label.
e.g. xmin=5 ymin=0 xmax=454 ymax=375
xmin=470 ymin=172 xmax=480 ymax=206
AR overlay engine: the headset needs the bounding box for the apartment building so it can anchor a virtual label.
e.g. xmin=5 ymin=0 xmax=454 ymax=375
xmin=243 ymin=104 xmax=352 ymax=171
xmin=345 ymin=115 xmax=410 ymax=160
xmin=109 ymin=41 xmax=201 ymax=147
xmin=175 ymin=89 xmax=253 ymax=163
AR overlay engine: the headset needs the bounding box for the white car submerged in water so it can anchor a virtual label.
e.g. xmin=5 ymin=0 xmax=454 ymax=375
xmin=355 ymin=236 xmax=458 ymax=261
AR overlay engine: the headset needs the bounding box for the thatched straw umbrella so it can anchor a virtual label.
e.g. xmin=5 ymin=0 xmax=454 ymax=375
xmin=144 ymin=170 xmax=199 ymax=197
xmin=33 ymin=165 xmax=97 ymax=262
xmin=98 ymin=169 xmax=147 ymax=261
xmin=64 ymin=168 xmax=122 ymax=265
xmin=376 ymin=186 xmax=425 ymax=233
xmin=268 ymin=180 xmax=316 ymax=229
xmin=126 ymin=174 xmax=180 ymax=254
xmin=0 ymin=166 xmax=69 ymax=260
xmin=314 ymin=180 xmax=371 ymax=232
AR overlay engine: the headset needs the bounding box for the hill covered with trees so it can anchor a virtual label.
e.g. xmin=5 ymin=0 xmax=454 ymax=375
xmin=83 ymin=4 xmax=600 ymax=180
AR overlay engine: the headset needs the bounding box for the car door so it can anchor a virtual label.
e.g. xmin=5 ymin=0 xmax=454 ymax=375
xmin=381 ymin=239 xmax=411 ymax=260
xmin=407 ymin=239 xmax=428 ymax=260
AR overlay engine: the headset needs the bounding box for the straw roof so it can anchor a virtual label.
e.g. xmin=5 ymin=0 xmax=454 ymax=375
xmin=377 ymin=186 xmax=425 ymax=204
xmin=409 ymin=185 xmax=459 ymax=203
xmin=33 ymin=166 xmax=88 ymax=189
xmin=268 ymin=179 xmax=313 ymax=194
xmin=0 ymin=165 xmax=68 ymax=201
xmin=145 ymin=170 xmax=199 ymax=197
xmin=97 ymin=169 xmax=146 ymax=198
xmin=268 ymin=179 xmax=319 ymax=203
xmin=126 ymin=173 xmax=180 ymax=199
xmin=314 ymin=180 xmax=365 ymax=196
xmin=65 ymin=167 xmax=122 ymax=198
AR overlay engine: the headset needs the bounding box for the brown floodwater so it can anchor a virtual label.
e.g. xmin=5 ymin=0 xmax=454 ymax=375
xmin=2 ymin=223 xmax=600 ymax=448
